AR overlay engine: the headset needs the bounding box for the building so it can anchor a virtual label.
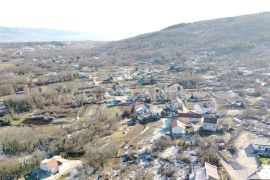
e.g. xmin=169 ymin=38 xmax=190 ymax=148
xmin=40 ymin=157 xmax=59 ymax=175
xmin=252 ymin=136 xmax=270 ymax=156
xmin=177 ymin=111 xmax=202 ymax=123
xmin=171 ymin=120 xmax=186 ymax=138
xmin=0 ymin=106 xmax=6 ymax=117
xmin=203 ymin=117 xmax=218 ymax=132
xmin=150 ymin=105 xmax=163 ymax=118
xmin=194 ymin=162 xmax=220 ymax=180
xmin=132 ymin=103 xmax=150 ymax=115
xmin=162 ymin=118 xmax=171 ymax=130
xmin=194 ymin=102 xmax=215 ymax=115
xmin=187 ymin=94 xmax=201 ymax=102
xmin=113 ymin=83 xmax=130 ymax=95
xmin=169 ymin=100 xmax=182 ymax=111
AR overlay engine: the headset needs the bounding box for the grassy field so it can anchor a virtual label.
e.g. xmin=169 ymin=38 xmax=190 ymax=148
xmin=111 ymin=131 xmax=125 ymax=140
xmin=30 ymin=80 xmax=90 ymax=94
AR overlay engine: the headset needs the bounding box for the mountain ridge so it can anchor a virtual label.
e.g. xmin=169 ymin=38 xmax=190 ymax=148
xmin=91 ymin=12 xmax=270 ymax=64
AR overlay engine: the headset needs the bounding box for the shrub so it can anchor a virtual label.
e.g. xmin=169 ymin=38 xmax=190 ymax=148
xmin=0 ymin=151 xmax=42 ymax=178
xmin=4 ymin=98 xmax=32 ymax=113
xmin=201 ymin=151 xmax=220 ymax=166
xmin=84 ymin=143 xmax=117 ymax=167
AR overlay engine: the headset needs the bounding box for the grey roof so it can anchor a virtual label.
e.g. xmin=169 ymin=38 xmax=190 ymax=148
xmin=205 ymin=162 xmax=220 ymax=180
xmin=204 ymin=117 xmax=218 ymax=124
xmin=194 ymin=162 xmax=220 ymax=180
xmin=195 ymin=168 xmax=207 ymax=180
xmin=253 ymin=137 xmax=270 ymax=146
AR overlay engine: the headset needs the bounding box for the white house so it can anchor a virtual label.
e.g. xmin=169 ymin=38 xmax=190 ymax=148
xmin=194 ymin=102 xmax=215 ymax=115
xmin=252 ymin=136 xmax=270 ymax=156
xmin=203 ymin=117 xmax=218 ymax=132
xmin=162 ymin=118 xmax=171 ymax=129
xmin=172 ymin=120 xmax=186 ymax=138
xmin=150 ymin=105 xmax=163 ymax=118
xmin=170 ymin=100 xmax=182 ymax=111
xmin=40 ymin=157 xmax=59 ymax=175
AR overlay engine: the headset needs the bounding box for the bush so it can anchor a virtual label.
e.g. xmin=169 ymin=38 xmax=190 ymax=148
xmin=1 ymin=129 xmax=40 ymax=155
xmin=152 ymin=136 xmax=173 ymax=152
xmin=0 ymin=151 xmax=42 ymax=178
xmin=201 ymin=151 xmax=220 ymax=166
xmin=4 ymin=98 xmax=32 ymax=113
xmin=0 ymin=126 xmax=66 ymax=155
xmin=0 ymin=85 xmax=13 ymax=97
xmin=84 ymin=143 xmax=117 ymax=168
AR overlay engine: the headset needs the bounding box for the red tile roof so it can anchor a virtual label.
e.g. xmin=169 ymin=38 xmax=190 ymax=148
xmin=46 ymin=159 xmax=58 ymax=169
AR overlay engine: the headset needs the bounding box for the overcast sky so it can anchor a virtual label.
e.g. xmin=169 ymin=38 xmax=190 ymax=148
xmin=1 ymin=0 xmax=270 ymax=40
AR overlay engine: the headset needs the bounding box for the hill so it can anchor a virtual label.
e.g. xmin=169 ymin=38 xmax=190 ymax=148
xmin=92 ymin=12 xmax=270 ymax=64
xmin=0 ymin=27 xmax=96 ymax=42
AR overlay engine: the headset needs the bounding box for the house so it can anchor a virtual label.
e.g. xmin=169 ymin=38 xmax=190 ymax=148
xmin=107 ymin=99 xmax=121 ymax=108
xmin=114 ymin=76 xmax=125 ymax=82
xmin=138 ymin=76 xmax=156 ymax=86
xmin=162 ymin=118 xmax=171 ymax=130
xmin=167 ymin=83 xmax=184 ymax=100
xmin=168 ymin=65 xmax=185 ymax=72
xmin=149 ymin=105 xmax=163 ymax=118
xmin=169 ymin=100 xmax=182 ymax=111
xmin=131 ymin=103 xmax=150 ymax=115
xmin=177 ymin=111 xmax=202 ymax=123
xmin=40 ymin=157 xmax=59 ymax=175
xmin=226 ymin=101 xmax=245 ymax=109
xmin=43 ymin=72 xmax=59 ymax=83
xmin=194 ymin=162 xmax=220 ymax=180
xmin=134 ymin=92 xmax=151 ymax=102
xmin=252 ymin=136 xmax=270 ymax=156
xmin=102 ymin=75 xmax=114 ymax=84
xmin=53 ymin=59 xmax=68 ymax=64
xmin=0 ymin=106 xmax=6 ymax=117
xmin=187 ymin=94 xmax=201 ymax=102
xmin=171 ymin=120 xmax=186 ymax=138
xmin=152 ymin=88 xmax=166 ymax=102
xmin=95 ymin=88 xmax=105 ymax=101
xmin=78 ymin=72 xmax=89 ymax=81
xmin=73 ymin=64 xmax=82 ymax=71
xmin=113 ymin=83 xmax=129 ymax=95
xmin=123 ymin=74 xmax=133 ymax=81
xmin=194 ymin=102 xmax=215 ymax=115
xmin=203 ymin=117 xmax=218 ymax=132
xmin=107 ymin=96 xmax=134 ymax=108
xmin=180 ymin=80 xmax=197 ymax=89
xmin=15 ymin=87 xmax=25 ymax=95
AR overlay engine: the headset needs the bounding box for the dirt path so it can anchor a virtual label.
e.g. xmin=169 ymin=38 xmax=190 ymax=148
xmin=125 ymin=124 xmax=145 ymax=146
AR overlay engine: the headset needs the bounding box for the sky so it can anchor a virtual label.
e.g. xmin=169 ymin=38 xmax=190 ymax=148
xmin=0 ymin=0 xmax=270 ymax=40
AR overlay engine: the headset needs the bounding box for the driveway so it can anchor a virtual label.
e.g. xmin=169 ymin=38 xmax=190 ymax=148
xmin=221 ymin=131 xmax=259 ymax=180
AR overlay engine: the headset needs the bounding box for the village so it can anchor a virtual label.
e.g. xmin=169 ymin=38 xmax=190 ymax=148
xmin=0 ymin=41 xmax=270 ymax=180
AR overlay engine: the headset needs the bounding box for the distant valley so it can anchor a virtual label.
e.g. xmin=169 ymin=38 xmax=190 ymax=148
xmin=0 ymin=27 xmax=96 ymax=42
